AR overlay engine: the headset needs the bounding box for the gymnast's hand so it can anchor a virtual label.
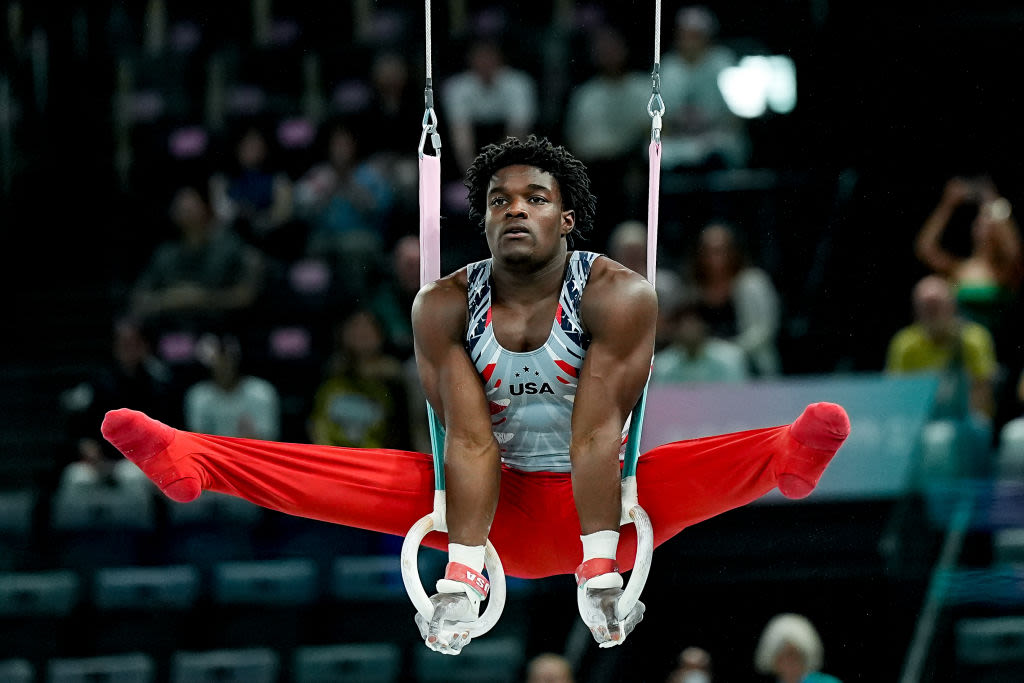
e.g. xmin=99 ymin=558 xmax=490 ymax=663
xmin=578 ymin=576 xmax=646 ymax=648
xmin=415 ymin=580 xmax=482 ymax=655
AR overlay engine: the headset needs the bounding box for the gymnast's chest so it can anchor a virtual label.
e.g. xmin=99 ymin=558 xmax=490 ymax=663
xmin=488 ymin=298 xmax=561 ymax=353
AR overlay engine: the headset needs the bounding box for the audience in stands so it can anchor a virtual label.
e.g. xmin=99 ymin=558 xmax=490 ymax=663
xmin=665 ymin=646 xmax=713 ymax=683
xmin=524 ymin=652 xmax=574 ymax=683
xmin=886 ymin=275 xmax=997 ymax=476
xmin=368 ymin=235 xmax=421 ymax=360
xmin=359 ymin=51 xmax=422 ymax=226
xmin=565 ymin=25 xmax=651 ymax=237
xmin=606 ymin=220 xmax=685 ymax=351
xmin=442 ymin=37 xmax=538 ymax=174
xmin=294 ymin=118 xmax=394 ymax=292
xmin=308 ymin=309 xmax=410 ymax=449
xmin=209 ymin=123 xmax=297 ymax=260
xmin=659 ymin=6 xmax=748 ymax=171
xmin=685 ymin=223 xmax=781 ymax=376
xmin=359 ymin=51 xmax=423 ymax=160
xmin=183 ymin=333 xmax=281 ymax=440
xmin=130 ymin=185 xmax=266 ymax=331
xmin=915 ymin=175 xmax=1022 ymax=351
xmin=886 ymin=275 xmax=997 ymax=421
xmin=652 ymin=296 xmax=749 ymax=384
xmin=754 ymin=613 xmax=841 ymax=683
xmin=56 ymin=439 xmax=152 ymax=495
xmin=60 ymin=316 xmax=175 ymax=475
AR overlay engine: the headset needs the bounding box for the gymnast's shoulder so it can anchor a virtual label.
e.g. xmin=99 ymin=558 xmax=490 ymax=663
xmin=586 ymin=255 xmax=657 ymax=308
xmin=411 ymin=268 xmax=470 ymax=332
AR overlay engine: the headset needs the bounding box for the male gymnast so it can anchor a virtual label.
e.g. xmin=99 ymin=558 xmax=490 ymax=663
xmin=102 ymin=136 xmax=850 ymax=654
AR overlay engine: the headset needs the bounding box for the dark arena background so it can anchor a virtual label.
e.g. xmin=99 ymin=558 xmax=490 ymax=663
xmin=3 ymin=1 xmax=1024 ymax=681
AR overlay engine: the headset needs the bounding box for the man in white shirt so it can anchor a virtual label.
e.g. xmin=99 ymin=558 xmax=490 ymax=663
xmin=184 ymin=333 xmax=280 ymax=440
xmin=443 ymin=39 xmax=538 ymax=173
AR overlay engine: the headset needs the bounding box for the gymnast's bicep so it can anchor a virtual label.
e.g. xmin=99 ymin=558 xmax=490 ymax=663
xmin=411 ymin=281 xmax=494 ymax=448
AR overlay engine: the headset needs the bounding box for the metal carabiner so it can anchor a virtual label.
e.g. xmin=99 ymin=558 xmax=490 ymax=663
xmin=418 ymin=107 xmax=440 ymax=159
xmin=647 ymin=64 xmax=666 ymax=143
xmin=419 ymin=82 xmax=442 ymax=159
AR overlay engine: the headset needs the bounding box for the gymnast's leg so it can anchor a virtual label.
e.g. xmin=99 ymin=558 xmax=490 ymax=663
xmin=102 ymin=402 xmax=849 ymax=579
xmin=101 ymin=408 xmax=437 ymax=539
xmin=630 ymin=401 xmax=851 ymax=556
xmin=483 ymin=402 xmax=851 ymax=579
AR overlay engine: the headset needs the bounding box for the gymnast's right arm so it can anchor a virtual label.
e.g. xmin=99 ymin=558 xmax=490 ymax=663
xmin=411 ymin=277 xmax=501 ymax=547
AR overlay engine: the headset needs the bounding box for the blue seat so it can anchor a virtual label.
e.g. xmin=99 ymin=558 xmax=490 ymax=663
xmin=0 ymin=570 xmax=79 ymax=661
xmin=999 ymin=418 xmax=1024 ymax=480
xmin=292 ymin=643 xmax=401 ymax=683
xmin=51 ymin=488 xmax=154 ymax=532
xmin=414 ymin=635 xmax=524 ymax=683
xmin=0 ymin=659 xmax=33 ymax=683
xmin=94 ymin=565 xmax=200 ymax=610
xmin=207 ymin=558 xmax=318 ymax=651
xmin=0 ymin=570 xmax=78 ymax=617
xmin=0 ymin=489 xmax=34 ymax=536
xmin=957 ymin=616 xmax=1024 ymax=681
xmin=47 ymin=653 xmax=155 ymax=683
xmin=166 ymin=491 xmax=262 ymax=527
xmin=212 ymin=558 xmax=318 ymax=606
xmin=51 ymin=488 xmax=155 ymax=569
xmin=0 ymin=489 xmax=35 ymax=570
xmin=170 ymin=648 xmax=279 ymax=683
xmin=161 ymin=492 xmax=261 ymax=568
xmin=89 ymin=565 xmax=201 ymax=658
xmin=330 ymin=555 xmax=409 ymax=602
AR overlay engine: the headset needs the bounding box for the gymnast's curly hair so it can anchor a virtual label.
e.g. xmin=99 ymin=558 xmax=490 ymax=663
xmin=464 ymin=135 xmax=596 ymax=247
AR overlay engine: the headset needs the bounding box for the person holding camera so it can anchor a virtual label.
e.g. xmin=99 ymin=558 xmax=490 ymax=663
xmin=914 ymin=176 xmax=1022 ymax=343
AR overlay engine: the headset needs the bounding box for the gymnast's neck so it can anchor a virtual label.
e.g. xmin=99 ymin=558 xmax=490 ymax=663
xmin=489 ymin=248 xmax=570 ymax=306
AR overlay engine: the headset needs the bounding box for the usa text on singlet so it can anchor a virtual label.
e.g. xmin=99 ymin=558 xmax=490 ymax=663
xmin=463 ymin=251 xmax=629 ymax=472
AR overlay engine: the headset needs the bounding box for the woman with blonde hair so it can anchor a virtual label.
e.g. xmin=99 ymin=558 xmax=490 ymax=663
xmin=754 ymin=613 xmax=841 ymax=683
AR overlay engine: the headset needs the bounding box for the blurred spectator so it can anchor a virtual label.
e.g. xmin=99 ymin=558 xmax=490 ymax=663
xmin=443 ymin=38 xmax=538 ymax=173
xmin=660 ymin=6 xmax=748 ymax=170
xmin=56 ymin=443 xmax=152 ymax=495
xmin=369 ymin=235 xmax=421 ymax=360
xmin=360 ymin=51 xmax=421 ymax=226
xmin=524 ymin=652 xmax=574 ymax=683
xmin=886 ymin=275 xmax=997 ymax=420
xmin=607 ymin=220 xmax=686 ymax=350
xmin=209 ymin=123 xmax=298 ymax=260
xmin=666 ymin=646 xmax=713 ymax=683
xmin=309 ymin=309 xmax=410 ymax=449
xmin=184 ymin=333 xmax=281 ymax=440
xmin=915 ymin=176 xmax=1022 ymax=343
xmin=130 ymin=185 xmax=266 ymax=329
xmin=565 ymin=25 xmax=651 ymax=235
xmin=754 ymin=613 xmax=841 ymax=683
xmin=686 ymin=223 xmax=780 ymax=376
xmin=360 ymin=51 xmax=423 ymax=159
xmin=60 ymin=316 xmax=172 ymax=489
xmin=295 ymin=119 xmax=394 ymax=290
xmin=652 ymin=297 xmax=749 ymax=384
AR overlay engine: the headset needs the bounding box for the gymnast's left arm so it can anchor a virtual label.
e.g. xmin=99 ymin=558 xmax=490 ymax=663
xmin=570 ymin=258 xmax=657 ymax=645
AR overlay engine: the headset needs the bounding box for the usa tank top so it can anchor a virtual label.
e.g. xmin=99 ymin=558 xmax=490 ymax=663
xmin=464 ymin=251 xmax=627 ymax=472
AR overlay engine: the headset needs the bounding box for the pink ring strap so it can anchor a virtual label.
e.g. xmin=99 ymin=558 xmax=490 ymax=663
xmin=419 ymin=154 xmax=442 ymax=286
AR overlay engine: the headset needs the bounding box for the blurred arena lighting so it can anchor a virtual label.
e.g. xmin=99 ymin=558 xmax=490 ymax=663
xmin=718 ymin=55 xmax=797 ymax=118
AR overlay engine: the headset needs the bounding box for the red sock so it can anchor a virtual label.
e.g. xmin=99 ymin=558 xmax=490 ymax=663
xmin=101 ymin=409 xmax=203 ymax=502
xmin=101 ymin=408 xmax=437 ymax=538
xmin=778 ymin=402 xmax=851 ymax=499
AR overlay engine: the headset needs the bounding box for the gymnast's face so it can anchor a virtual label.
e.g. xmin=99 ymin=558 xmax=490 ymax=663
xmin=483 ymin=164 xmax=575 ymax=267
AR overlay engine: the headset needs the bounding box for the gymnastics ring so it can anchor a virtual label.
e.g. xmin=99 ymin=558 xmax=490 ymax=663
xmin=400 ymin=494 xmax=507 ymax=638
xmin=599 ymin=475 xmax=654 ymax=621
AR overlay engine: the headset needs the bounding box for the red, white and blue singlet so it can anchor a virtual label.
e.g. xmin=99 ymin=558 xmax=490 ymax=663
xmin=463 ymin=250 xmax=629 ymax=472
